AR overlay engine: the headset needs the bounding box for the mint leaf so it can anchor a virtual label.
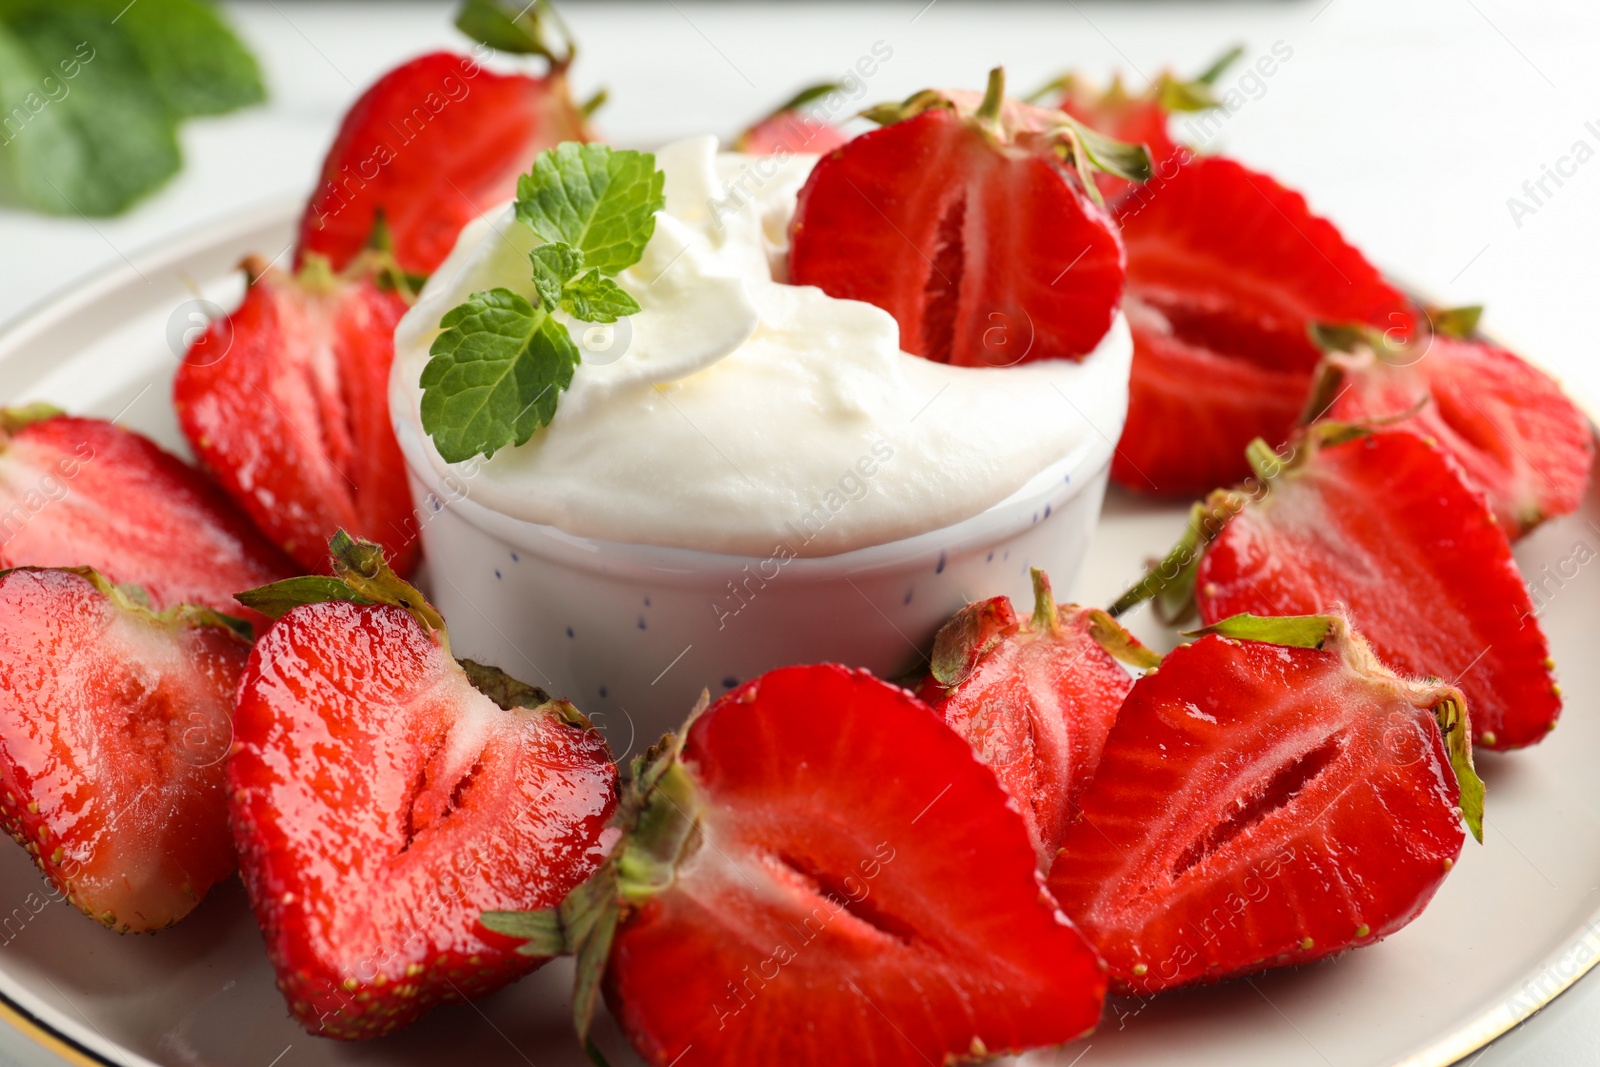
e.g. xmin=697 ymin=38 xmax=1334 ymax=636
xmin=515 ymin=144 xmax=665 ymax=274
xmin=0 ymin=0 xmax=264 ymax=217
xmin=454 ymin=0 xmax=573 ymax=63
xmin=420 ymin=289 xmax=582 ymax=463
xmin=530 ymin=242 xmax=584 ymax=309
xmin=561 ymin=270 xmax=640 ymax=323
xmin=101 ymin=0 xmax=265 ymax=117
xmin=0 ymin=9 xmax=179 ymax=216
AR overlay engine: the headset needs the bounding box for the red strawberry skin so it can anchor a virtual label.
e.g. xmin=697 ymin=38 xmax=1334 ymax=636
xmin=1049 ymin=627 xmax=1470 ymax=995
xmin=916 ymin=593 xmax=1140 ymax=866
xmin=1320 ymin=335 xmax=1594 ymax=538
xmin=175 ymin=264 xmax=418 ymax=577
xmin=737 ymin=111 xmax=848 ymax=156
xmin=297 ymin=52 xmax=593 ymax=275
xmin=0 ymin=568 xmax=246 ymax=932
xmin=0 ymin=414 xmax=294 ymax=630
xmin=1112 ymin=156 xmax=1414 ymax=495
xmin=605 ymin=665 xmax=1106 ymax=1067
xmin=1197 ymin=431 xmax=1559 ymax=750
xmin=228 ymin=600 xmax=616 ymax=1040
xmin=789 ymin=106 xmax=1125 ymax=364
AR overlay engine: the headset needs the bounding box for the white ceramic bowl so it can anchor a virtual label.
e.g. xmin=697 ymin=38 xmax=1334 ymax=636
xmin=394 ymin=415 xmax=1113 ymax=753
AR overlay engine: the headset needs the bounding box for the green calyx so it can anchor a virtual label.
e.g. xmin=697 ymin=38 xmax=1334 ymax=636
xmin=928 ymin=596 xmax=1019 ymax=688
xmin=235 ymin=531 xmax=446 ymax=645
xmin=1433 ymin=692 xmax=1485 ymax=843
xmin=1028 ymin=566 xmax=1060 ymax=632
xmin=1033 ymin=566 xmax=1160 ymax=668
xmin=1427 ymin=304 xmax=1483 ymax=340
xmin=481 ymin=693 xmax=711 ymax=1067
xmin=1087 ymin=608 xmax=1162 ymax=670
xmin=454 ymin=0 xmax=576 ymax=68
xmin=3 ymin=565 xmax=253 ymax=642
xmin=0 ymin=403 xmax=64 ymax=437
xmin=859 ymin=67 xmax=1152 ymax=206
xmin=1108 ymin=489 xmax=1248 ymax=622
xmin=1185 ymin=611 xmax=1338 ymax=650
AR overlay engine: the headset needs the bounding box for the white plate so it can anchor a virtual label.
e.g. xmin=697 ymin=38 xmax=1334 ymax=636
xmin=0 ymin=204 xmax=1597 ymax=1067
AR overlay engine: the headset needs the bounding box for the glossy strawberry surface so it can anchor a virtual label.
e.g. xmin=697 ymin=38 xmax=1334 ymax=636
xmin=603 ymin=664 xmax=1106 ymax=1066
xmin=0 ymin=568 xmax=246 ymax=932
xmin=296 ymin=52 xmax=593 ymax=275
xmin=1197 ymin=431 xmax=1559 ymax=749
xmin=1112 ymin=155 xmax=1414 ymax=495
xmin=1049 ymin=623 xmax=1476 ymax=995
xmin=916 ymin=581 xmax=1145 ymax=866
xmin=789 ymin=102 xmax=1125 ymax=365
xmin=174 ymin=262 xmax=417 ymax=576
xmin=228 ymin=599 xmax=617 ymax=1039
xmin=1318 ymin=333 xmax=1593 ymax=538
xmin=0 ymin=412 xmax=294 ymax=631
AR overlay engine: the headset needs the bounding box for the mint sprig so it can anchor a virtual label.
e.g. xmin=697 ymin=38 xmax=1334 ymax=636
xmin=0 ymin=0 xmax=264 ymax=217
xmin=421 ymin=144 xmax=664 ymax=463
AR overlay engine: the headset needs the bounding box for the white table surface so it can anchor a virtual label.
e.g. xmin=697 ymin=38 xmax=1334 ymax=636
xmin=0 ymin=1 xmax=1597 ymax=1064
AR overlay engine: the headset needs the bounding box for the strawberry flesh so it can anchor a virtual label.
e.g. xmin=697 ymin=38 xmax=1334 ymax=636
xmin=603 ymin=664 xmax=1106 ymax=1066
xmin=296 ymin=52 xmax=594 ymax=275
xmin=0 ymin=568 xmax=246 ymax=932
xmin=0 ymin=413 xmax=294 ymax=630
xmin=1196 ymin=431 xmax=1559 ymax=749
xmin=1317 ymin=334 xmax=1593 ymax=538
xmin=174 ymin=262 xmax=418 ymax=576
xmin=1049 ymin=621 xmax=1475 ymax=995
xmin=228 ymin=599 xmax=616 ymax=1040
xmin=916 ymin=576 xmax=1145 ymax=866
xmin=789 ymin=102 xmax=1125 ymax=364
xmin=1112 ymin=156 xmax=1415 ymax=495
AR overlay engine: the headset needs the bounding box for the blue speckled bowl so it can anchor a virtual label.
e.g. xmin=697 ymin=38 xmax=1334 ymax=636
xmin=397 ymin=417 xmax=1114 ymax=754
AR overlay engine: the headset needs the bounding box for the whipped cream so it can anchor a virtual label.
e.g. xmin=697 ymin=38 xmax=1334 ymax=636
xmin=392 ymin=136 xmax=1132 ymax=557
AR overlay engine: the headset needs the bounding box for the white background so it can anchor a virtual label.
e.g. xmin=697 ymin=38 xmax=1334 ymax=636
xmin=0 ymin=1 xmax=1597 ymax=1064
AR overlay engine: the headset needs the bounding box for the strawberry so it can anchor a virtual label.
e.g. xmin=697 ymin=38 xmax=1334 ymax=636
xmin=734 ymin=83 xmax=850 ymax=156
xmin=1048 ymin=613 xmax=1483 ymax=995
xmin=174 ymin=255 xmax=419 ymax=577
xmin=485 ymin=664 xmax=1107 ymax=1066
xmin=296 ymin=10 xmax=595 ymax=276
xmin=227 ymin=533 xmax=617 ymax=1040
xmin=0 ymin=567 xmax=249 ymax=932
xmin=1110 ymin=155 xmax=1416 ymax=495
xmin=1115 ymin=427 xmax=1560 ymax=750
xmin=1309 ymin=313 xmax=1593 ymax=538
xmin=1046 ymin=47 xmax=1244 ymax=202
xmin=788 ymin=67 xmax=1148 ymax=365
xmin=915 ymin=569 xmax=1157 ymax=866
xmin=0 ymin=408 xmax=294 ymax=631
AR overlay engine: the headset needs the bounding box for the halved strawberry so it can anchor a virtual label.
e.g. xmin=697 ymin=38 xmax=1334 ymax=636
xmin=0 ymin=567 xmax=248 ymax=932
xmin=0 ymin=409 xmax=295 ymax=630
xmin=486 ymin=664 xmax=1106 ymax=1066
xmin=734 ymin=83 xmax=850 ymax=156
xmin=296 ymin=20 xmax=595 ymax=276
xmin=1310 ymin=316 xmax=1593 ymax=538
xmin=1048 ymin=613 xmax=1482 ymax=995
xmin=1116 ymin=427 xmax=1559 ymax=750
xmin=228 ymin=534 xmax=617 ymax=1040
xmin=1111 ymin=155 xmax=1416 ymax=495
xmin=174 ymin=255 xmax=418 ymax=576
xmin=788 ymin=67 xmax=1148 ymax=365
xmin=915 ymin=568 xmax=1156 ymax=866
